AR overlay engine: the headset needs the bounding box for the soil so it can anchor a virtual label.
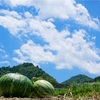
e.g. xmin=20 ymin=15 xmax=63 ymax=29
xmin=0 ymin=96 xmax=99 ymax=100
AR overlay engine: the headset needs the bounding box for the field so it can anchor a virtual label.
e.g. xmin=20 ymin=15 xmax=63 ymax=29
xmin=54 ymin=82 xmax=100 ymax=99
xmin=0 ymin=82 xmax=100 ymax=100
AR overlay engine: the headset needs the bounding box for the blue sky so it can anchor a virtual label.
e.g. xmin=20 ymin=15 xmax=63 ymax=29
xmin=0 ymin=0 xmax=100 ymax=83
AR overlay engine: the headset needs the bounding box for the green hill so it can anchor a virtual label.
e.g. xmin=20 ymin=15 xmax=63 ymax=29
xmin=62 ymin=74 xmax=93 ymax=85
xmin=94 ymin=76 xmax=100 ymax=82
xmin=1 ymin=63 xmax=100 ymax=87
xmin=0 ymin=62 xmax=57 ymax=85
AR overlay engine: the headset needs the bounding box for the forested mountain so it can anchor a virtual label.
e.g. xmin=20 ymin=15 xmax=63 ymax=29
xmin=62 ymin=74 xmax=93 ymax=85
xmin=0 ymin=63 xmax=100 ymax=87
xmin=0 ymin=62 xmax=57 ymax=85
xmin=94 ymin=76 xmax=100 ymax=82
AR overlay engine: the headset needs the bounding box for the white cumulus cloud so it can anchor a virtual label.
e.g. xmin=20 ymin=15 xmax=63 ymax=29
xmin=0 ymin=10 xmax=28 ymax=37
xmin=0 ymin=0 xmax=99 ymax=29
xmin=13 ymin=19 xmax=100 ymax=74
xmin=0 ymin=48 xmax=9 ymax=66
xmin=13 ymin=40 xmax=55 ymax=65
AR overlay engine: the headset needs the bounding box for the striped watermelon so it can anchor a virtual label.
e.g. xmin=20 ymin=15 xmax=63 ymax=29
xmin=33 ymin=80 xmax=55 ymax=97
xmin=0 ymin=73 xmax=34 ymax=97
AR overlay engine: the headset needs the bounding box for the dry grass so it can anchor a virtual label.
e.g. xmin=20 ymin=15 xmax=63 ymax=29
xmin=0 ymin=96 xmax=100 ymax=100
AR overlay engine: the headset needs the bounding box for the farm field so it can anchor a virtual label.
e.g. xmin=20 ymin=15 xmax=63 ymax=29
xmin=1 ymin=83 xmax=100 ymax=100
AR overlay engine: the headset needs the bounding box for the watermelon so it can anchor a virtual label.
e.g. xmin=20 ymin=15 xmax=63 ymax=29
xmin=0 ymin=73 xmax=34 ymax=97
xmin=33 ymin=80 xmax=55 ymax=97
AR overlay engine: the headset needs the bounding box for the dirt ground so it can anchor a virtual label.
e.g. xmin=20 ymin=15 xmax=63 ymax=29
xmin=0 ymin=96 xmax=99 ymax=100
